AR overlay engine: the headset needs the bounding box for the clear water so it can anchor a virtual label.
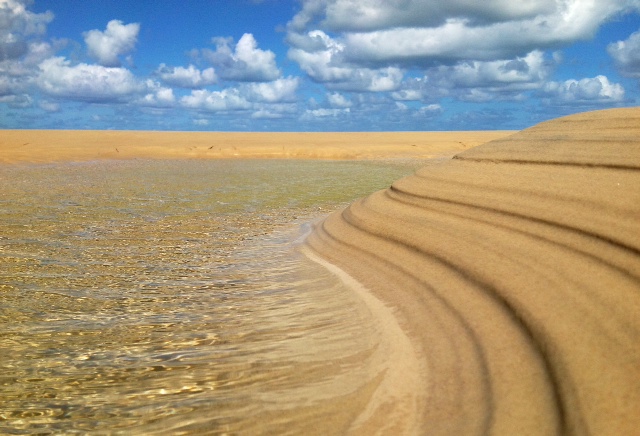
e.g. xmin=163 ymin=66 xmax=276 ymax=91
xmin=0 ymin=159 xmax=421 ymax=435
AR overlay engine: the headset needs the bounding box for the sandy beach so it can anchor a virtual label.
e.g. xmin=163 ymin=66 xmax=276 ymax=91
xmin=2 ymin=108 xmax=638 ymax=434
xmin=0 ymin=130 xmax=512 ymax=164
xmin=307 ymin=107 xmax=640 ymax=434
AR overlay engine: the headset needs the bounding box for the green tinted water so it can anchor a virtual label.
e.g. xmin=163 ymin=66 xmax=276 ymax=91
xmin=0 ymin=159 xmax=421 ymax=434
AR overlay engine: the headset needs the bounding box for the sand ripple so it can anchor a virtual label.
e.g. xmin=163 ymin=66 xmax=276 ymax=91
xmin=306 ymin=108 xmax=640 ymax=435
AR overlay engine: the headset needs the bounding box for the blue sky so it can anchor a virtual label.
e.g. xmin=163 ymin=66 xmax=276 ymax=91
xmin=2 ymin=0 xmax=640 ymax=131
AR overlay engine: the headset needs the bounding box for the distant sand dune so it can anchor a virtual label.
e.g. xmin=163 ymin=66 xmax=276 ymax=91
xmin=306 ymin=108 xmax=640 ymax=434
xmin=0 ymin=130 xmax=512 ymax=164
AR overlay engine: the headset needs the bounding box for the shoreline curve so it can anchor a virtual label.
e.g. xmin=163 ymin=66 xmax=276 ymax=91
xmin=305 ymin=107 xmax=640 ymax=435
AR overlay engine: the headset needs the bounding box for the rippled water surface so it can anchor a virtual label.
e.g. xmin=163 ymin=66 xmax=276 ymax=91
xmin=0 ymin=159 xmax=420 ymax=435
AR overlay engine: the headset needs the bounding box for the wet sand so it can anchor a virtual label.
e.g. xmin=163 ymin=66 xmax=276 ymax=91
xmin=0 ymin=130 xmax=512 ymax=164
xmin=306 ymin=107 xmax=640 ymax=434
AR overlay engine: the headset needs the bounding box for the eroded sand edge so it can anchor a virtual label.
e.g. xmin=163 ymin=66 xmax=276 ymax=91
xmin=306 ymin=107 xmax=640 ymax=434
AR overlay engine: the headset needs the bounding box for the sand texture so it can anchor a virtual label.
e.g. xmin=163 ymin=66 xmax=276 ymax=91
xmin=0 ymin=130 xmax=513 ymax=164
xmin=306 ymin=107 xmax=640 ymax=434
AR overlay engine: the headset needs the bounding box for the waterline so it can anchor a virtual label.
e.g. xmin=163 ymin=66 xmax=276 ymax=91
xmin=0 ymin=158 xmax=422 ymax=434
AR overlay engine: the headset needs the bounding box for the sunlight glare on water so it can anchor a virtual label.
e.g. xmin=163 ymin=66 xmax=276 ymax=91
xmin=0 ymin=158 xmax=421 ymax=434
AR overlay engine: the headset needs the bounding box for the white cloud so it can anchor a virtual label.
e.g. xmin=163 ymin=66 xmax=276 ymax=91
xmin=0 ymin=40 xmax=60 ymax=100
xmin=608 ymin=29 xmax=640 ymax=78
xmin=542 ymin=75 xmax=625 ymax=104
xmin=244 ymin=76 xmax=299 ymax=102
xmin=391 ymin=86 xmax=424 ymax=102
xmin=327 ymin=92 xmax=351 ymax=107
xmin=0 ymin=1 xmax=55 ymax=100
xmin=289 ymin=0 xmax=640 ymax=67
xmin=425 ymin=50 xmax=555 ymax=101
xmin=418 ymin=103 xmax=443 ymax=115
xmin=288 ymin=30 xmax=404 ymax=91
xmin=137 ymin=80 xmax=175 ymax=107
xmin=180 ymin=88 xmax=252 ymax=112
xmin=0 ymin=71 xmax=22 ymax=95
xmin=366 ymin=67 xmax=404 ymax=91
xmin=156 ymin=64 xmax=217 ymax=88
xmin=251 ymin=109 xmax=283 ymax=119
xmin=287 ymin=30 xmax=350 ymax=81
xmin=387 ymin=51 xmax=555 ymax=104
xmin=202 ymin=33 xmax=280 ymax=82
xmin=302 ymin=107 xmax=350 ymax=119
xmin=0 ymin=0 xmax=53 ymax=60
xmin=83 ymin=20 xmax=140 ymax=67
xmin=0 ymin=93 xmax=32 ymax=107
xmin=179 ymin=77 xmax=299 ymax=114
xmin=37 ymin=57 xmax=143 ymax=102
xmin=315 ymin=0 xmax=557 ymax=32
xmin=21 ymin=41 xmax=55 ymax=66
xmin=430 ymin=51 xmax=551 ymax=88
xmin=155 ymin=87 xmax=175 ymax=103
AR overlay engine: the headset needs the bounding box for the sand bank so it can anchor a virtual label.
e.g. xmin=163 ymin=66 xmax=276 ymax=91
xmin=0 ymin=130 xmax=512 ymax=164
xmin=306 ymin=107 xmax=640 ymax=434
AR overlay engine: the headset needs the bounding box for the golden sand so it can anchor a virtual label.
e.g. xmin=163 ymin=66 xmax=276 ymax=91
xmin=307 ymin=107 xmax=640 ymax=434
xmin=0 ymin=130 xmax=513 ymax=164
xmin=3 ymin=109 xmax=639 ymax=434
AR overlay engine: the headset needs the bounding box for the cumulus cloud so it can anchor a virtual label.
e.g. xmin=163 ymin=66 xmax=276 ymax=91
xmin=251 ymin=109 xmax=278 ymax=119
xmin=291 ymin=0 xmax=557 ymax=32
xmin=243 ymin=76 xmax=299 ymax=102
xmin=179 ymin=77 xmax=299 ymax=118
xmin=0 ymin=0 xmax=55 ymax=98
xmin=386 ymin=51 xmax=553 ymax=104
xmin=391 ymin=84 xmax=425 ymax=101
xmin=288 ymin=0 xmax=640 ymax=67
xmin=288 ymin=30 xmax=403 ymax=91
xmin=418 ymin=104 xmax=443 ymax=115
xmin=287 ymin=30 xmax=350 ymax=81
xmin=285 ymin=1 xmax=639 ymax=115
xmin=327 ymin=92 xmax=351 ymax=107
xmin=0 ymin=70 xmax=23 ymax=95
xmin=201 ymin=33 xmax=280 ymax=81
xmin=541 ymin=75 xmax=625 ymax=104
xmin=0 ymin=93 xmax=31 ymax=107
xmin=421 ymin=50 xmax=556 ymax=101
xmin=608 ymin=30 xmax=640 ymax=78
xmin=37 ymin=57 xmax=143 ymax=102
xmin=0 ymin=41 xmax=58 ymax=99
xmin=136 ymin=80 xmax=175 ymax=107
xmin=83 ymin=20 xmax=140 ymax=66
xmin=0 ymin=0 xmax=53 ymax=60
xmin=181 ymin=88 xmax=252 ymax=112
xmin=302 ymin=107 xmax=350 ymax=119
xmin=430 ymin=51 xmax=551 ymax=89
xmin=156 ymin=64 xmax=217 ymax=88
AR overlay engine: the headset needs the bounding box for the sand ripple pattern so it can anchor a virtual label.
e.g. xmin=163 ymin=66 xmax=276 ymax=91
xmin=306 ymin=108 xmax=640 ymax=435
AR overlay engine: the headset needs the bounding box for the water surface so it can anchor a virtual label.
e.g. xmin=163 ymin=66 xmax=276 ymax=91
xmin=0 ymin=159 xmax=421 ymax=434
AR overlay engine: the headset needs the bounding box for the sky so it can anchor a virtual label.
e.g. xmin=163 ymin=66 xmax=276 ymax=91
xmin=1 ymin=0 xmax=640 ymax=131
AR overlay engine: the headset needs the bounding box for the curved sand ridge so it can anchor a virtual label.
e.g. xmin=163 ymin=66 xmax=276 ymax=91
xmin=306 ymin=107 xmax=640 ymax=435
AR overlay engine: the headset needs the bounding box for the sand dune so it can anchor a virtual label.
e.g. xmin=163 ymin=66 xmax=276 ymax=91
xmin=0 ymin=130 xmax=512 ymax=164
xmin=306 ymin=107 xmax=640 ymax=434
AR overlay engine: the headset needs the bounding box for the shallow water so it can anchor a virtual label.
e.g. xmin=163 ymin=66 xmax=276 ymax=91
xmin=0 ymin=159 xmax=421 ymax=435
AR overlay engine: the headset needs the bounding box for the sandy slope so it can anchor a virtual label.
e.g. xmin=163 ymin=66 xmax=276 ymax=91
xmin=306 ymin=107 xmax=640 ymax=435
xmin=0 ymin=130 xmax=512 ymax=164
